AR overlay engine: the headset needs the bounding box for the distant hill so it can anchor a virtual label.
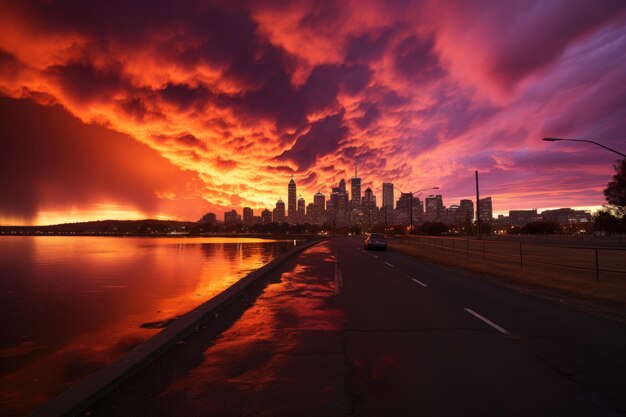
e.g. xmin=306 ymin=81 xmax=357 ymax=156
xmin=0 ymin=219 xmax=197 ymax=236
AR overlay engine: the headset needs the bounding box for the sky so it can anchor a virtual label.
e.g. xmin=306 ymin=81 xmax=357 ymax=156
xmin=0 ymin=0 xmax=625 ymax=225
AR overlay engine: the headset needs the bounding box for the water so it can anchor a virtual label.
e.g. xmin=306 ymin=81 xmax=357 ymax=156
xmin=0 ymin=236 xmax=298 ymax=416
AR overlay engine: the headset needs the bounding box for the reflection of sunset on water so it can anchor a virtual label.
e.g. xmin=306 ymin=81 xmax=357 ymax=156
xmin=162 ymin=242 xmax=344 ymax=414
xmin=0 ymin=236 xmax=295 ymax=416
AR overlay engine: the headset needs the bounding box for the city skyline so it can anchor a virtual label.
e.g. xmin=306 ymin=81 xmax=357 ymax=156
xmin=211 ymin=174 xmax=592 ymax=230
xmin=1 ymin=2 xmax=625 ymax=225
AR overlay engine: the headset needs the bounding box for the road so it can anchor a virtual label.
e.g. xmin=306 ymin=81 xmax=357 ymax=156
xmin=84 ymin=237 xmax=626 ymax=416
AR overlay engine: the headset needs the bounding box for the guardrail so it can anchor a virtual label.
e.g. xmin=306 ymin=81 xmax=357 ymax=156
xmin=393 ymin=235 xmax=626 ymax=282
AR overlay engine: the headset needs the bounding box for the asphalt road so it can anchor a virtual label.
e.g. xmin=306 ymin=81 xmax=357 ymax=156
xmin=84 ymin=237 xmax=626 ymax=416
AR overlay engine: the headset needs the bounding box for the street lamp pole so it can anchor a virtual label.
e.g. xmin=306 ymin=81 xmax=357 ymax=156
xmin=395 ymin=186 xmax=439 ymax=234
xmin=543 ymin=137 xmax=625 ymax=158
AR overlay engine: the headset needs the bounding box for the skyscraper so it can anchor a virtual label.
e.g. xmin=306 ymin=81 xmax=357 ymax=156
xmin=287 ymin=176 xmax=296 ymax=223
xmin=242 ymin=207 xmax=253 ymax=225
xmin=297 ymin=196 xmax=305 ymax=224
xmin=425 ymin=194 xmax=443 ymax=222
xmin=273 ymin=199 xmax=286 ymax=224
xmin=339 ymin=179 xmax=346 ymax=193
xmin=460 ymin=199 xmax=474 ymax=222
xmin=261 ymin=209 xmax=272 ymax=225
xmin=478 ymin=197 xmax=493 ymax=222
xmin=313 ymin=191 xmax=325 ymax=225
xmin=363 ymin=187 xmax=375 ymax=208
xmin=382 ymin=183 xmax=394 ymax=209
xmin=350 ymin=164 xmax=361 ymax=208
xmin=314 ymin=192 xmax=325 ymax=211
xmin=224 ymin=209 xmax=240 ymax=225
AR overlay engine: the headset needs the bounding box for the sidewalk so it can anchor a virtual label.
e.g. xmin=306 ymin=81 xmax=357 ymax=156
xmin=84 ymin=241 xmax=349 ymax=416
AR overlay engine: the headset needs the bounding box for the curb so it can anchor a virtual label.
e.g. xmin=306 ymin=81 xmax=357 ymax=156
xmin=28 ymin=238 xmax=325 ymax=417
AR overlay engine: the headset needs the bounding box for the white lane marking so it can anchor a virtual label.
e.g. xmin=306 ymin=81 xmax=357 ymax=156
xmin=373 ymin=255 xmax=378 ymax=258
xmin=409 ymin=277 xmax=428 ymax=287
xmin=463 ymin=308 xmax=511 ymax=336
xmin=384 ymin=261 xmax=394 ymax=267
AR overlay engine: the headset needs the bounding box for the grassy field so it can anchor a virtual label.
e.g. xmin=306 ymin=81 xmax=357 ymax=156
xmin=390 ymin=236 xmax=626 ymax=318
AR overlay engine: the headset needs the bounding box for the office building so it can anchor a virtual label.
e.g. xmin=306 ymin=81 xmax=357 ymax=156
xmin=224 ymin=209 xmax=241 ymax=225
xmin=425 ymin=194 xmax=443 ymax=222
xmin=382 ymin=183 xmax=394 ymax=209
xmin=288 ymin=177 xmax=296 ymax=223
xmin=297 ymin=197 xmax=305 ymax=224
xmin=242 ymin=207 xmax=254 ymax=225
xmin=363 ymin=187 xmax=376 ymax=208
xmin=273 ymin=199 xmax=286 ymax=224
xmin=459 ymin=199 xmax=474 ymax=223
xmin=351 ymin=164 xmax=361 ymax=208
xmin=478 ymin=197 xmax=493 ymax=222
xmin=261 ymin=209 xmax=272 ymax=225
xmin=509 ymin=209 xmax=537 ymax=226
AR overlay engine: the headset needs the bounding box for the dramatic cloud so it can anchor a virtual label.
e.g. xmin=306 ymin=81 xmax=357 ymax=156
xmin=0 ymin=0 xmax=625 ymax=223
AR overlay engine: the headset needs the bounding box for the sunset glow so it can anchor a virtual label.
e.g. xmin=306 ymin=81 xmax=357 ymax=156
xmin=1 ymin=1 xmax=625 ymax=224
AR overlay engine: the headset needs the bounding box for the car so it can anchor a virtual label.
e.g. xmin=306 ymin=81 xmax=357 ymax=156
xmin=364 ymin=233 xmax=387 ymax=250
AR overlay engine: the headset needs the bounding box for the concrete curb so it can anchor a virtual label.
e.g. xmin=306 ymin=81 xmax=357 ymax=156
xmin=28 ymin=238 xmax=325 ymax=417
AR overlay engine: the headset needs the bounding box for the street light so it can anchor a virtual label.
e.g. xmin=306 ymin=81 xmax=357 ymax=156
xmin=394 ymin=186 xmax=439 ymax=234
xmin=542 ymin=137 xmax=625 ymax=158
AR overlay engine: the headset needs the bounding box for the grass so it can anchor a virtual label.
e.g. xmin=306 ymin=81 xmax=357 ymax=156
xmin=389 ymin=238 xmax=626 ymax=321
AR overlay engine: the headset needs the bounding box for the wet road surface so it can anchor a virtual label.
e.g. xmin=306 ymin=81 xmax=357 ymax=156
xmin=85 ymin=237 xmax=626 ymax=416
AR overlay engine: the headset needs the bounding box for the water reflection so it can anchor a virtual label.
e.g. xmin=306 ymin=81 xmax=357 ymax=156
xmin=0 ymin=236 xmax=296 ymax=417
xmin=156 ymin=242 xmax=344 ymax=416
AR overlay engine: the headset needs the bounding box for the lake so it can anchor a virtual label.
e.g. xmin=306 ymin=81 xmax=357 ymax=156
xmin=0 ymin=236 xmax=298 ymax=416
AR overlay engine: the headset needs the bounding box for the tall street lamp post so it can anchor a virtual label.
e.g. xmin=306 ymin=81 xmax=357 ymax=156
xmin=395 ymin=187 xmax=439 ymax=234
xmin=542 ymin=137 xmax=625 ymax=158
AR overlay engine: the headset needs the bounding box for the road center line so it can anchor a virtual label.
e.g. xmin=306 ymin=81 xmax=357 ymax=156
xmin=410 ymin=277 xmax=428 ymax=287
xmin=384 ymin=261 xmax=394 ymax=267
xmin=463 ymin=308 xmax=511 ymax=336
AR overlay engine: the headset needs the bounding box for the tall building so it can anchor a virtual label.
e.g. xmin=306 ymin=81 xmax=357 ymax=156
xmin=478 ymin=197 xmax=493 ymax=223
xmin=425 ymin=195 xmax=443 ymax=222
xmin=273 ymin=199 xmax=286 ymax=224
xmin=382 ymin=183 xmax=394 ymax=209
xmin=224 ymin=209 xmax=240 ymax=225
xmin=313 ymin=192 xmax=325 ymax=225
xmin=459 ymin=199 xmax=474 ymax=222
xmin=339 ymin=179 xmax=346 ymax=193
xmin=261 ymin=209 xmax=272 ymax=225
xmin=287 ymin=176 xmax=296 ymax=223
xmin=314 ymin=192 xmax=325 ymax=212
xmin=242 ymin=207 xmax=254 ymax=225
xmin=297 ymin=197 xmax=306 ymax=224
xmin=363 ymin=187 xmax=376 ymax=208
xmin=396 ymin=193 xmax=421 ymax=225
xmin=350 ymin=164 xmax=361 ymax=208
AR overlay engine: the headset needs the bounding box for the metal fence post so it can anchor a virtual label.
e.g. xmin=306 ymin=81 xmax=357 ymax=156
xmin=452 ymin=239 xmax=455 ymax=255
xmin=483 ymin=240 xmax=486 ymax=261
xmin=519 ymin=241 xmax=523 ymax=270
xmin=467 ymin=240 xmax=469 ymax=258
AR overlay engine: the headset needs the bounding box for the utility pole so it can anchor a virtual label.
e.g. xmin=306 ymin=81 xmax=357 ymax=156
xmin=475 ymin=170 xmax=481 ymax=240
xmin=409 ymin=193 xmax=414 ymax=234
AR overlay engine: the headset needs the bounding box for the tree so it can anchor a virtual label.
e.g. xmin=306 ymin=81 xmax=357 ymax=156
xmin=593 ymin=208 xmax=626 ymax=235
xmin=604 ymin=159 xmax=626 ymax=217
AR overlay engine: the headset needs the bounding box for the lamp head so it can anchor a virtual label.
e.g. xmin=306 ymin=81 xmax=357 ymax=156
xmin=542 ymin=137 xmax=561 ymax=142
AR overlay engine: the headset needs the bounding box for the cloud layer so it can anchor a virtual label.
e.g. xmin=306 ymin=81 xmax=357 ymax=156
xmin=1 ymin=0 xmax=625 ymax=222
